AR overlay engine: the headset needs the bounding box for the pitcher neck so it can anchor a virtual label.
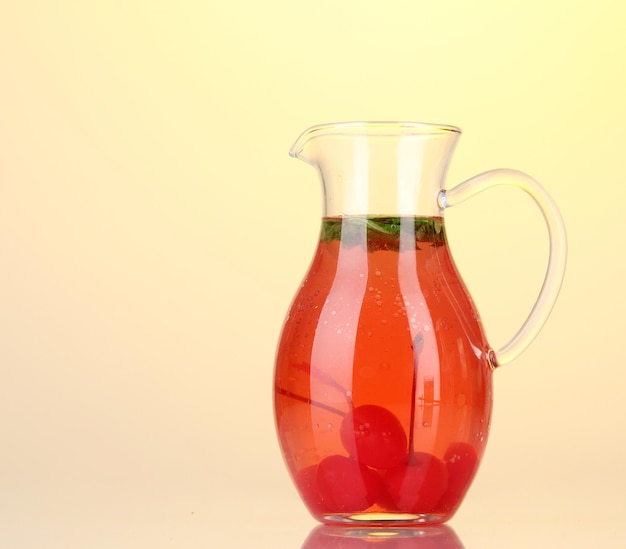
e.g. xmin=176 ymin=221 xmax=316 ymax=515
xmin=291 ymin=122 xmax=461 ymax=218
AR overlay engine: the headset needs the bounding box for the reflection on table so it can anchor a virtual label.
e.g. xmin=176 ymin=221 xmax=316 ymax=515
xmin=301 ymin=524 xmax=464 ymax=548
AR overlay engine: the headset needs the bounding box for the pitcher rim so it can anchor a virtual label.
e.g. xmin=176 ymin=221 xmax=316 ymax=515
xmin=290 ymin=121 xmax=462 ymax=158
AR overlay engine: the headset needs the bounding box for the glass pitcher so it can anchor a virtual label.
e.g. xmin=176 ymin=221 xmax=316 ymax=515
xmin=274 ymin=122 xmax=566 ymax=525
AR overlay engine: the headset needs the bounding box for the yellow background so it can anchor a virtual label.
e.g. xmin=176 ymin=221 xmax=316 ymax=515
xmin=1 ymin=1 xmax=624 ymax=547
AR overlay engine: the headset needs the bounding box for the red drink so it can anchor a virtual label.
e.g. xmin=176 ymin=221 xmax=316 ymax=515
xmin=274 ymin=217 xmax=493 ymax=524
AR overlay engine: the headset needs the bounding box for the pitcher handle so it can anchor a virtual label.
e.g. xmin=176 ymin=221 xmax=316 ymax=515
xmin=438 ymin=169 xmax=567 ymax=367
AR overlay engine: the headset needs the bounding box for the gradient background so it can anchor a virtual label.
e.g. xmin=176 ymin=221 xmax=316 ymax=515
xmin=1 ymin=2 xmax=624 ymax=547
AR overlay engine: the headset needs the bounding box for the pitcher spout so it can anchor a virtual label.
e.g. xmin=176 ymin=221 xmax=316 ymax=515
xmin=289 ymin=121 xmax=461 ymax=218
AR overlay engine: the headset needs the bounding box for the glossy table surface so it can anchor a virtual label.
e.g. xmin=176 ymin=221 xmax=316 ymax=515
xmin=2 ymin=485 xmax=622 ymax=548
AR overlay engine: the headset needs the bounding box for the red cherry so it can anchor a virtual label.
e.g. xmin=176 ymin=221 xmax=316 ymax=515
xmin=340 ymin=405 xmax=408 ymax=469
xmin=384 ymin=452 xmax=448 ymax=514
xmin=294 ymin=464 xmax=325 ymax=515
xmin=316 ymin=455 xmax=382 ymax=512
xmin=433 ymin=442 xmax=478 ymax=513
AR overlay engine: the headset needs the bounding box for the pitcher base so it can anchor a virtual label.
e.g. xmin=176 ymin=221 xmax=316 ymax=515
xmin=322 ymin=512 xmax=446 ymax=526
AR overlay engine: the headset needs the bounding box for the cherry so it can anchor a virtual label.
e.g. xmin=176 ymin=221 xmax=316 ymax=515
xmin=316 ymin=454 xmax=382 ymax=512
xmin=340 ymin=405 xmax=408 ymax=469
xmin=294 ymin=464 xmax=325 ymax=515
xmin=384 ymin=452 xmax=448 ymax=514
xmin=433 ymin=442 xmax=478 ymax=513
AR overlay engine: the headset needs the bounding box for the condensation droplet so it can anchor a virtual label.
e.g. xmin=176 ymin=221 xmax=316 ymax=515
xmin=422 ymin=421 xmax=430 ymax=427
xmin=375 ymin=269 xmax=381 ymax=277
xmin=327 ymin=423 xmax=333 ymax=430
xmin=314 ymin=424 xmax=319 ymax=430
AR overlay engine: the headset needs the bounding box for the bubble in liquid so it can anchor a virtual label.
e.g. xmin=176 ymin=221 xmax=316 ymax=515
xmin=375 ymin=269 xmax=382 ymax=277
